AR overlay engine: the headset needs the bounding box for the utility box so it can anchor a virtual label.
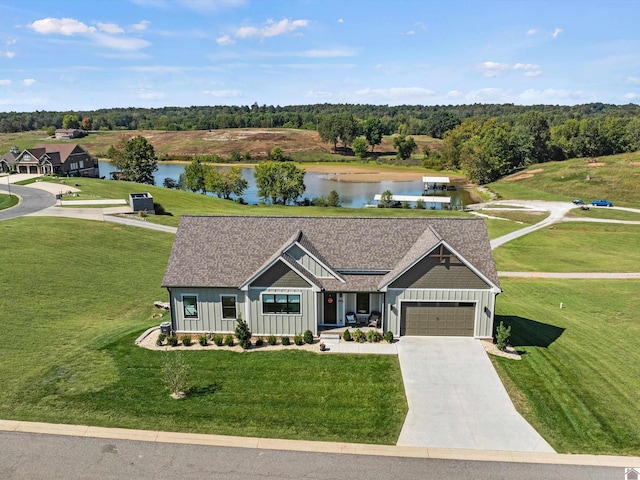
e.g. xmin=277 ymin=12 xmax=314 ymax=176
xmin=129 ymin=192 xmax=155 ymax=214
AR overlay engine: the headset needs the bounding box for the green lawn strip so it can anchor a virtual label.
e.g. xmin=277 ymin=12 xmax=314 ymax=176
xmin=44 ymin=177 xmax=470 ymax=227
xmin=488 ymin=151 xmax=640 ymax=207
xmin=0 ymin=217 xmax=407 ymax=444
xmin=478 ymin=210 xmax=549 ymax=224
xmin=0 ymin=193 xmax=19 ymax=210
xmin=492 ymin=278 xmax=640 ymax=455
xmin=484 ymin=218 xmax=529 ymax=240
xmin=493 ymin=222 xmax=640 ymax=272
xmin=567 ymin=207 xmax=640 ymax=221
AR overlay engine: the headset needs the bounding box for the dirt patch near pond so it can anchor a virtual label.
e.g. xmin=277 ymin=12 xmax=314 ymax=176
xmin=630 ymin=162 xmax=640 ymax=166
xmin=504 ymin=168 xmax=544 ymax=182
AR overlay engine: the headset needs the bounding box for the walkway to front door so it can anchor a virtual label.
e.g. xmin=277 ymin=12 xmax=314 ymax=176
xmin=396 ymin=337 xmax=554 ymax=452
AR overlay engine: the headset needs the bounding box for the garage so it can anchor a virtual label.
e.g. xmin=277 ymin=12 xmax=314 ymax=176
xmin=400 ymin=302 xmax=475 ymax=336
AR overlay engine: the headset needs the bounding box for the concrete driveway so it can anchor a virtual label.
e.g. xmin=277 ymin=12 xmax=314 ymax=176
xmin=396 ymin=337 xmax=554 ymax=452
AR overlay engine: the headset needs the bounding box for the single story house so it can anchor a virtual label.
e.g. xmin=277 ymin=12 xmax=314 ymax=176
xmin=2 ymin=144 xmax=99 ymax=177
xmin=162 ymin=216 xmax=501 ymax=338
xmin=55 ymin=128 xmax=85 ymax=139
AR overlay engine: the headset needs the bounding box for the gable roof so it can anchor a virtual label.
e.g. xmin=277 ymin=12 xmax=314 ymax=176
xmin=162 ymin=216 xmax=500 ymax=291
xmin=34 ymin=144 xmax=85 ymax=163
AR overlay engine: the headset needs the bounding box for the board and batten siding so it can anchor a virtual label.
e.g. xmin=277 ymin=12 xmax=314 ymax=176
xmin=247 ymin=287 xmax=317 ymax=336
xmin=286 ymin=245 xmax=334 ymax=278
xmin=385 ymin=288 xmax=495 ymax=338
xmin=389 ymin=254 xmax=489 ymax=290
xmin=170 ymin=287 xmax=244 ymax=333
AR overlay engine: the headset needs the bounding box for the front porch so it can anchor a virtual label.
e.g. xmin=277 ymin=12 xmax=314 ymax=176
xmin=318 ymin=291 xmax=384 ymax=330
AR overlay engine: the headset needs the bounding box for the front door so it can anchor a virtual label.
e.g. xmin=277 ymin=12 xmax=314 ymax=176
xmin=324 ymin=293 xmax=337 ymax=324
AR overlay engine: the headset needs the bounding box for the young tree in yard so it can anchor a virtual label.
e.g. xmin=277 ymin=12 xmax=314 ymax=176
xmin=206 ymin=166 xmax=248 ymax=200
xmin=181 ymin=158 xmax=209 ymax=194
xmin=379 ymin=189 xmax=395 ymax=208
xmin=162 ymin=353 xmax=191 ymax=399
xmin=111 ymin=135 xmax=158 ymax=185
xmin=352 ymin=136 xmax=368 ymax=159
xmin=254 ymin=161 xmax=306 ymax=205
xmin=393 ymin=134 xmax=418 ymax=160
xmin=362 ymin=117 xmax=384 ymax=152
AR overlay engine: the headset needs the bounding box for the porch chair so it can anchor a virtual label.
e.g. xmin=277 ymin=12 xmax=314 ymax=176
xmin=345 ymin=311 xmax=358 ymax=326
xmin=367 ymin=311 xmax=381 ymax=328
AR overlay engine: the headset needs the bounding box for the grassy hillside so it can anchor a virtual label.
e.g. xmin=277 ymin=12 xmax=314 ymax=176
xmin=489 ymin=151 xmax=640 ymax=207
xmin=0 ymin=128 xmax=442 ymax=164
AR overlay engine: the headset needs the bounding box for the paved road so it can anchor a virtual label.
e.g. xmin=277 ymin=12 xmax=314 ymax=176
xmin=396 ymin=337 xmax=553 ymax=452
xmin=0 ymin=183 xmax=57 ymax=221
xmin=0 ymin=431 xmax=622 ymax=480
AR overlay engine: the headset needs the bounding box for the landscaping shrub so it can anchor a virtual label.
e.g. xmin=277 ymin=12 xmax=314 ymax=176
xmin=267 ymin=334 xmax=277 ymax=346
xmin=303 ymin=330 xmax=313 ymax=344
xmin=366 ymin=329 xmax=382 ymax=343
xmin=255 ymin=337 xmax=264 ymax=346
xmin=213 ymin=334 xmax=224 ymax=346
xmin=384 ymin=330 xmax=394 ymax=343
xmin=235 ymin=317 xmax=252 ymax=349
xmin=156 ymin=333 xmax=166 ymax=346
xmin=342 ymin=329 xmax=352 ymax=342
xmin=352 ymin=329 xmax=365 ymax=343
xmin=294 ymin=333 xmax=304 ymax=346
xmin=496 ymin=321 xmax=512 ymax=351
xmin=198 ymin=334 xmax=208 ymax=346
xmin=224 ymin=334 xmax=235 ymax=347
xmin=181 ymin=334 xmax=193 ymax=347
xmin=281 ymin=336 xmax=291 ymax=346
xmin=167 ymin=335 xmax=179 ymax=347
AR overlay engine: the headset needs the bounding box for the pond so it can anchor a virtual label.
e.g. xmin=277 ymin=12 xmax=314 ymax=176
xmin=98 ymin=161 xmax=471 ymax=209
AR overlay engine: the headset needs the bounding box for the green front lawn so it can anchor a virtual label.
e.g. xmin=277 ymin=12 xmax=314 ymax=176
xmin=493 ymin=222 xmax=640 ymax=272
xmin=0 ymin=217 xmax=406 ymax=444
xmin=0 ymin=193 xmax=18 ymax=210
xmin=567 ymin=207 xmax=640 ymax=221
xmin=493 ymin=279 xmax=640 ymax=455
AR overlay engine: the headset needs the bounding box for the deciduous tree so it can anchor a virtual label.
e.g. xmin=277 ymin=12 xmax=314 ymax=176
xmin=393 ymin=134 xmax=418 ymax=160
xmin=206 ymin=166 xmax=248 ymax=200
xmin=112 ymin=135 xmax=158 ymax=185
xmin=362 ymin=117 xmax=384 ymax=152
xmin=351 ymin=136 xmax=368 ymax=158
xmin=254 ymin=161 xmax=306 ymax=205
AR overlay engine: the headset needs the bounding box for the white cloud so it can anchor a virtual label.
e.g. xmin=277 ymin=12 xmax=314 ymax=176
xmin=406 ymin=29 xmax=416 ymax=35
xmin=29 ymin=17 xmax=150 ymax=51
xmin=338 ymin=18 xmax=344 ymax=23
xmin=23 ymin=78 xmax=36 ymax=86
xmin=2 ymin=51 xmax=15 ymax=59
xmin=0 ymin=79 xmax=11 ymax=86
xmin=129 ymin=20 xmax=150 ymax=31
xmin=552 ymin=27 xmax=563 ymax=38
xmin=621 ymin=92 xmax=639 ymax=101
xmin=527 ymin=28 xmax=537 ymax=35
xmin=446 ymin=90 xmax=463 ymax=99
xmin=524 ymin=70 xmax=542 ymax=77
xmin=305 ymin=90 xmax=333 ymax=98
xmin=216 ymin=34 xmax=235 ymax=46
xmin=180 ymin=0 xmax=246 ymax=11
xmin=30 ymin=17 xmax=96 ymax=36
xmin=138 ymin=89 xmax=165 ymax=100
xmin=97 ymin=22 xmax=124 ymax=34
xmin=478 ymin=61 xmax=541 ymax=77
xmin=355 ymin=87 xmax=436 ymax=101
xmin=235 ymin=18 xmax=309 ymax=39
xmin=626 ymin=76 xmax=640 ymax=85
xmin=94 ymin=33 xmax=150 ymax=50
xmin=302 ymin=47 xmax=356 ymax=58
xmin=203 ymin=89 xmax=242 ymax=97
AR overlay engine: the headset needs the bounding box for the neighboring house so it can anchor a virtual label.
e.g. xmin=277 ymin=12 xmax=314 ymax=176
xmin=162 ymin=216 xmax=501 ymax=338
xmin=55 ymin=128 xmax=84 ymax=139
xmin=0 ymin=146 xmax=20 ymax=173
xmin=5 ymin=144 xmax=99 ymax=177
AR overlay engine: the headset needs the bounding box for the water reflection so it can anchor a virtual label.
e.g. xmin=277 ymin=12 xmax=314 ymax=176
xmin=98 ymin=161 xmax=470 ymax=209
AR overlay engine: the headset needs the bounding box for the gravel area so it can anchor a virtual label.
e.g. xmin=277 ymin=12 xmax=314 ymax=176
xmin=481 ymin=339 xmax=522 ymax=360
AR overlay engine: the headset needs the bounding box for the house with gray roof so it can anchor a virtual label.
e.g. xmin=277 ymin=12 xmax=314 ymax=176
xmin=0 ymin=144 xmax=99 ymax=177
xmin=162 ymin=216 xmax=501 ymax=338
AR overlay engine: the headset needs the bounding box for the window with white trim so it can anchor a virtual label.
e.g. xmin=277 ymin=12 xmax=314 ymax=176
xmin=262 ymin=294 xmax=301 ymax=314
xmin=182 ymin=295 xmax=198 ymax=318
xmin=221 ymin=295 xmax=237 ymax=319
xmin=356 ymin=293 xmax=370 ymax=314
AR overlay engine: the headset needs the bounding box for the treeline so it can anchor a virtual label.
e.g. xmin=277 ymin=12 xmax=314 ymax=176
xmin=435 ymin=112 xmax=640 ymax=183
xmin=1 ymin=102 xmax=639 ymax=138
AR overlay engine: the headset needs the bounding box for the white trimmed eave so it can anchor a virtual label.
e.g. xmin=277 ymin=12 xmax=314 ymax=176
xmin=378 ymin=239 xmax=501 ymax=293
xmin=240 ymin=256 xmax=321 ymax=292
xmin=284 ymin=241 xmax=345 ymax=283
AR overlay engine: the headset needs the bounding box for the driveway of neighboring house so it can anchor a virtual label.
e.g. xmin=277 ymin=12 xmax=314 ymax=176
xmin=396 ymin=337 xmax=554 ymax=452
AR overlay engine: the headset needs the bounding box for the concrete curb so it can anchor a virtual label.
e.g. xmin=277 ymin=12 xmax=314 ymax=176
xmin=0 ymin=419 xmax=638 ymax=467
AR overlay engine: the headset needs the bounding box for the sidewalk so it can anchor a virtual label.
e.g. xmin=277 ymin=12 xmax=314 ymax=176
xmin=0 ymin=419 xmax=637 ymax=467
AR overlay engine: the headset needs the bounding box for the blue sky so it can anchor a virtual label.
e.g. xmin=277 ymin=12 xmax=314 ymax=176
xmin=0 ymin=0 xmax=639 ymax=111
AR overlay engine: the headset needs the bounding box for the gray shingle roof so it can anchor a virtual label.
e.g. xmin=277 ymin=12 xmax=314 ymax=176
xmin=162 ymin=215 xmax=500 ymax=290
